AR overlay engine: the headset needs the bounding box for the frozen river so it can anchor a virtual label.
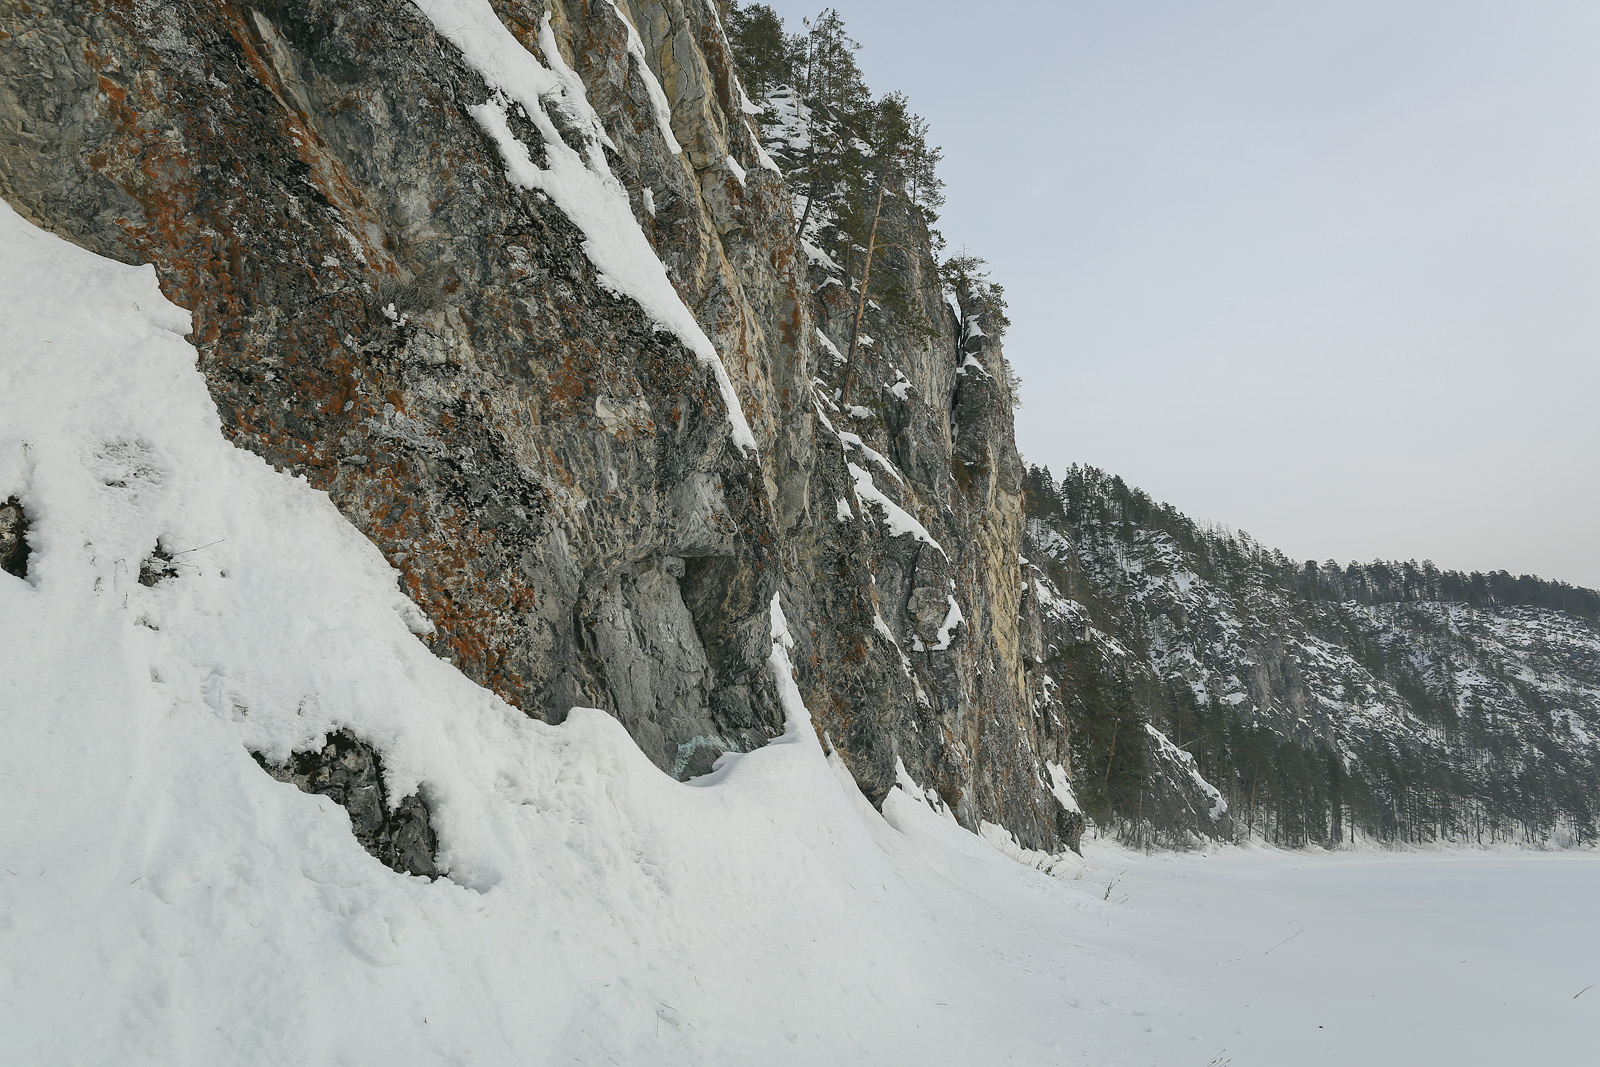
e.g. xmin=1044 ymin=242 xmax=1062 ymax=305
xmin=1039 ymin=842 xmax=1600 ymax=1065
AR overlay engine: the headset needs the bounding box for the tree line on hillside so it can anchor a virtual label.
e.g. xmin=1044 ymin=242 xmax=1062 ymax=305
xmin=1023 ymin=462 xmax=1600 ymax=849
xmin=1025 ymin=463 xmax=1600 ymax=623
xmin=1060 ymin=640 xmax=1598 ymax=850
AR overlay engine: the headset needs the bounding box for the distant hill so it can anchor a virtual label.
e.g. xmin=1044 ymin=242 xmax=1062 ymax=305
xmin=1022 ymin=463 xmax=1600 ymax=849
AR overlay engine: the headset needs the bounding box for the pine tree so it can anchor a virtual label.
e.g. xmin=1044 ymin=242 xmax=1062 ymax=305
xmin=725 ymin=3 xmax=795 ymax=97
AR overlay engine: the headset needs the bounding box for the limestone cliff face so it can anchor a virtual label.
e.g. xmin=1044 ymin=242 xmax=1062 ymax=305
xmin=1 ymin=0 xmax=1080 ymax=850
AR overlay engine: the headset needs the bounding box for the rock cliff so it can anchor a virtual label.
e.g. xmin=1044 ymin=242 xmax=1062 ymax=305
xmin=1 ymin=0 xmax=1081 ymax=852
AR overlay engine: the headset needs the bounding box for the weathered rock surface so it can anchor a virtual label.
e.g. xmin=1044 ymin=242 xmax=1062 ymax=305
xmin=1 ymin=0 xmax=1081 ymax=853
xmin=255 ymin=729 xmax=439 ymax=878
xmin=0 ymin=497 xmax=29 ymax=579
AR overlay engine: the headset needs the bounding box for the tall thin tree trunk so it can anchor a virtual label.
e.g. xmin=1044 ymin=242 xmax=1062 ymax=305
xmin=794 ymin=174 xmax=821 ymax=242
xmin=1248 ymin=776 xmax=1258 ymax=840
xmin=1102 ymin=715 xmax=1122 ymax=810
xmin=839 ymin=171 xmax=888 ymax=405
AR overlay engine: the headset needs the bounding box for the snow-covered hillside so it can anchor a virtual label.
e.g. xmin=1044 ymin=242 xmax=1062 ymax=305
xmin=1024 ymin=464 xmax=1600 ymax=849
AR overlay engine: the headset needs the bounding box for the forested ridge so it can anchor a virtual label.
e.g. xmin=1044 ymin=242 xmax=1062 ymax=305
xmin=1022 ymin=464 xmax=1600 ymax=850
xmin=1033 ymin=464 xmax=1600 ymax=623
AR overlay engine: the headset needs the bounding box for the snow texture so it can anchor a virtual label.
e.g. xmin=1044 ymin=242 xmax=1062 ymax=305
xmin=1046 ymin=760 xmax=1082 ymax=815
xmin=836 ymin=430 xmax=904 ymax=486
xmin=751 ymin=136 xmax=783 ymax=175
xmin=848 ymin=461 xmax=945 ymax=556
xmin=926 ymin=595 xmax=965 ymax=652
xmin=801 ymin=238 xmax=842 ymax=273
xmin=813 ymin=326 xmax=845 ymax=365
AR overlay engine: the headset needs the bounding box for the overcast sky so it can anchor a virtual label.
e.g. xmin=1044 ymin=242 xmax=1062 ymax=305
xmin=760 ymin=0 xmax=1600 ymax=588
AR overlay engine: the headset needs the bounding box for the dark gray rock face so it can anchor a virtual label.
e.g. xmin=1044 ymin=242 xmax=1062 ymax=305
xmin=1 ymin=0 xmax=1082 ymax=854
xmin=0 ymin=498 xmax=28 ymax=579
xmin=255 ymin=730 xmax=439 ymax=878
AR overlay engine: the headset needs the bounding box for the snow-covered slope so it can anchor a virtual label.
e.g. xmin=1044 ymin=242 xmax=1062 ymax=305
xmin=0 ymin=194 xmax=1094 ymax=1066
xmin=1024 ymin=464 xmax=1600 ymax=849
xmin=0 ymin=197 xmax=925 ymax=1060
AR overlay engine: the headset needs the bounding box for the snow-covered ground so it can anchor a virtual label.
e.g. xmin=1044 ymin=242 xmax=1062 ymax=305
xmin=3 ymin=182 xmax=1597 ymax=1066
xmin=1048 ymin=842 xmax=1600 ymax=1065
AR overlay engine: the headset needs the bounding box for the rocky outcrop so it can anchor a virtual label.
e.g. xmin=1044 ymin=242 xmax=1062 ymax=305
xmin=0 ymin=497 xmax=29 ymax=579
xmin=1 ymin=0 xmax=1081 ymax=853
xmin=255 ymin=730 xmax=439 ymax=878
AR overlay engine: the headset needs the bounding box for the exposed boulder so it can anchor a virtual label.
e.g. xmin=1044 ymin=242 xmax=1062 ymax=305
xmin=255 ymin=730 xmax=439 ymax=879
xmin=0 ymin=498 xmax=29 ymax=579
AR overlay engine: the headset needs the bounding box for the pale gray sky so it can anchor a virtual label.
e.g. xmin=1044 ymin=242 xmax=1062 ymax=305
xmin=763 ymin=0 xmax=1600 ymax=588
